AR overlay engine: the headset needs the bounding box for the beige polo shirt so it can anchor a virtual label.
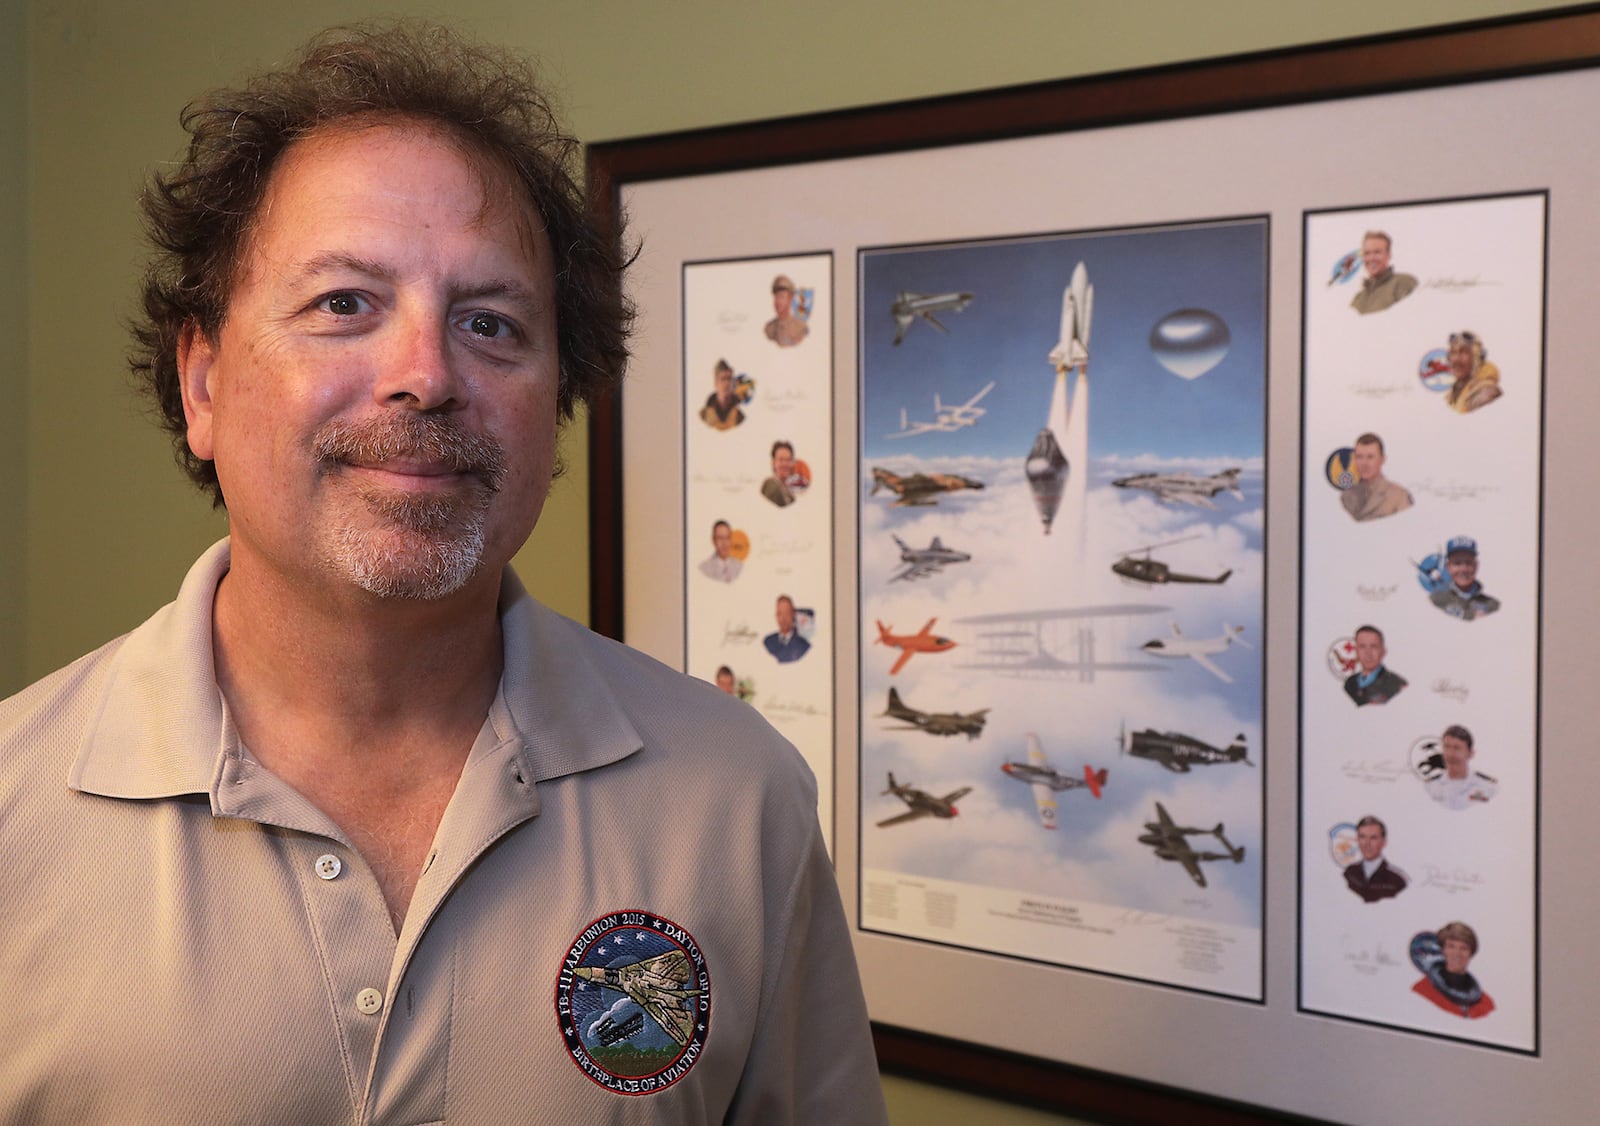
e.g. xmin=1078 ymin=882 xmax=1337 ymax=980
xmin=0 ymin=542 xmax=885 ymax=1124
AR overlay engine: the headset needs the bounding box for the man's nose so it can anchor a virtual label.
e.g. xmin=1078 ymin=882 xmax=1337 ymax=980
xmin=375 ymin=316 xmax=468 ymax=411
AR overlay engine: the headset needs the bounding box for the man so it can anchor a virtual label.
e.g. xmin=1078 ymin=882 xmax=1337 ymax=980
xmin=1424 ymin=724 xmax=1498 ymax=809
xmin=715 ymin=665 xmax=737 ymax=694
xmin=760 ymin=439 xmax=805 ymax=507
xmin=1344 ymin=624 xmax=1408 ymax=706
xmin=1412 ymin=922 xmax=1496 ymax=1019
xmin=699 ymin=357 xmax=744 ymax=430
xmin=763 ymin=595 xmax=812 ymax=663
xmin=1349 ymin=229 xmax=1418 ymax=315
xmin=1444 ymin=330 xmax=1502 ymax=413
xmin=763 ymin=274 xmax=810 ymax=347
xmin=0 ymin=25 xmax=884 ymax=1124
xmin=1340 ymin=432 xmax=1414 ymax=522
xmin=1428 ymin=535 xmax=1501 ymax=621
xmin=1343 ymin=816 xmax=1408 ymax=902
xmin=698 ymin=518 xmax=742 ymax=582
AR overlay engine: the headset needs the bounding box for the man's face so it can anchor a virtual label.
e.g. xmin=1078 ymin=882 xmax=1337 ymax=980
xmin=1356 ymin=823 xmax=1385 ymax=862
xmin=715 ymin=366 xmax=735 ymax=407
xmin=1447 ymin=552 xmax=1478 ymax=591
xmin=1442 ymin=937 xmax=1473 ymax=975
xmin=712 ymin=523 xmax=732 ymax=560
xmin=1361 ymin=236 xmax=1391 ymax=277
xmin=1440 ymin=733 xmax=1473 ymax=779
xmin=1353 ymin=629 xmax=1385 ymax=673
xmin=772 ymin=446 xmax=795 ymax=480
xmin=773 ymin=286 xmax=793 ymax=317
xmin=775 ymin=598 xmax=795 ymax=634
xmin=1352 ymin=440 xmax=1385 ymax=483
xmin=1449 ymin=341 xmax=1474 ymax=379
xmin=715 ymin=670 xmax=734 ymax=694
xmin=180 ymin=123 xmax=558 ymax=602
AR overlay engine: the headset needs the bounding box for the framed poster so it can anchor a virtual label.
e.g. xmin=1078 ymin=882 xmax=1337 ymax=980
xmin=590 ymin=10 xmax=1600 ymax=1123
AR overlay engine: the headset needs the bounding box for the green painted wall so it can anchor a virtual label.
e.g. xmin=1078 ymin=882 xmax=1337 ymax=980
xmin=1 ymin=0 xmax=26 ymax=690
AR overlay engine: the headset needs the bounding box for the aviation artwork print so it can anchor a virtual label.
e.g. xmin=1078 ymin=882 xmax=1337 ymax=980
xmin=858 ymin=219 xmax=1266 ymax=1000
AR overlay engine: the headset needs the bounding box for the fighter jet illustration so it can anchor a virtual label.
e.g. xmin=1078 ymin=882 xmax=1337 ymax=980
xmin=1000 ymin=733 xmax=1107 ymax=830
xmin=870 ymin=467 xmax=985 ymax=507
xmin=877 ymin=771 xmax=974 ymax=827
xmin=875 ymin=619 xmax=957 ymax=674
xmin=1111 ymin=467 xmax=1244 ymax=509
xmin=1111 ymin=536 xmax=1231 ymax=586
xmin=880 ymin=686 xmax=987 ymax=739
xmin=1118 ymin=723 xmax=1253 ymax=772
xmin=889 ymin=534 xmax=971 ymax=582
xmin=886 ymin=381 xmax=995 ymax=439
xmin=571 ymin=950 xmax=705 ymax=1047
xmin=1138 ymin=622 xmax=1252 ymax=683
xmin=891 ymin=291 xmax=974 ymax=345
xmin=1138 ymin=801 xmax=1245 ymax=888
xmin=1047 ymin=261 xmax=1093 ymax=374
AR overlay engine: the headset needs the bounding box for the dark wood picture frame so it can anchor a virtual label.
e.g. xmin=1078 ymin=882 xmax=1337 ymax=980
xmin=584 ymin=9 xmax=1599 ymax=1121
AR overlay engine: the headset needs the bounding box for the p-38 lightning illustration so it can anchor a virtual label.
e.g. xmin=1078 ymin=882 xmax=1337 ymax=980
xmin=875 ymin=619 xmax=958 ymax=674
xmin=889 ymin=534 xmax=971 ymax=582
xmin=1138 ymin=801 xmax=1245 ymax=888
xmin=886 ymin=380 xmax=996 ymax=439
xmin=890 ymin=291 xmax=974 ymax=345
xmin=877 ymin=772 xmax=973 ymax=827
xmin=1111 ymin=467 xmax=1244 ymax=509
xmin=571 ymin=950 xmax=705 ymax=1047
xmin=1000 ymin=733 xmax=1107 ymax=830
xmin=1111 ymin=536 xmax=1232 ymax=586
xmin=870 ymin=467 xmax=985 ymax=507
xmin=880 ymin=686 xmax=988 ymax=739
xmin=1119 ymin=723 xmax=1252 ymax=772
xmin=1139 ymin=622 xmax=1253 ymax=683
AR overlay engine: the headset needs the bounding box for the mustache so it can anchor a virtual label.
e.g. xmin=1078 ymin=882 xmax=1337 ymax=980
xmin=313 ymin=414 xmax=507 ymax=493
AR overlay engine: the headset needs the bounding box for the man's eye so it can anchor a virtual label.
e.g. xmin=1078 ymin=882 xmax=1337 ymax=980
xmin=465 ymin=312 xmax=511 ymax=338
xmin=321 ymin=292 xmax=366 ymax=316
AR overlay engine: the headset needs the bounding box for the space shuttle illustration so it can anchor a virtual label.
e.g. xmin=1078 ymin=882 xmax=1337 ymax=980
xmin=1026 ymin=262 xmax=1092 ymax=535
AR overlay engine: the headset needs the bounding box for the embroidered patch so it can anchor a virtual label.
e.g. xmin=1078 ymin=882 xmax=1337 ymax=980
xmin=555 ymin=910 xmax=711 ymax=1095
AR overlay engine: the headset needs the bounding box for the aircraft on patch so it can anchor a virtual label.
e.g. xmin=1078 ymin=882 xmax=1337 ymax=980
xmin=870 ymin=466 xmax=985 ymax=507
xmin=1137 ymin=801 xmax=1245 ymax=888
xmin=1118 ymin=723 xmax=1252 ymax=772
xmin=875 ymin=619 xmax=957 ymax=675
xmin=885 ymin=381 xmax=996 ymax=439
xmin=999 ymin=733 xmax=1107 ymax=830
xmin=1138 ymin=622 xmax=1252 ymax=683
xmin=890 ymin=291 xmax=974 ymax=345
xmin=879 ymin=686 xmax=987 ymax=740
xmin=1111 ymin=467 xmax=1243 ymax=509
xmin=571 ymin=949 xmax=705 ymax=1047
xmin=889 ymin=534 xmax=971 ymax=582
xmin=876 ymin=772 xmax=974 ymax=827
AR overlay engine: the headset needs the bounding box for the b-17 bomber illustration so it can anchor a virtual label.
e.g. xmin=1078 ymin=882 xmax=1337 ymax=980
xmin=880 ymin=686 xmax=987 ymax=739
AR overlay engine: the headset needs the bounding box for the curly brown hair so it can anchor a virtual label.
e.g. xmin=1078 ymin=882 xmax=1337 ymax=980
xmin=129 ymin=22 xmax=632 ymax=505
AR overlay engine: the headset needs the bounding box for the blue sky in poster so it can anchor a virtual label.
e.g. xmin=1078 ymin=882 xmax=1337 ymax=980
xmin=859 ymin=219 xmax=1267 ymax=462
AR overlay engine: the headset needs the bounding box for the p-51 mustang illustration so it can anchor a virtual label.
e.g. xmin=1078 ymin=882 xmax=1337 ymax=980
xmin=571 ymin=950 xmax=705 ymax=1047
xmin=1138 ymin=801 xmax=1245 ymax=888
xmin=877 ymin=772 xmax=973 ymax=827
xmin=875 ymin=618 xmax=958 ymax=674
xmin=890 ymin=291 xmax=974 ymax=345
xmin=886 ymin=380 xmax=995 ymax=439
xmin=889 ymin=534 xmax=971 ymax=582
xmin=1111 ymin=536 xmax=1231 ymax=586
xmin=1111 ymin=467 xmax=1243 ymax=509
xmin=870 ymin=466 xmax=985 ymax=507
xmin=1119 ymin=723 xmax=1252 ymax=772
xmin=1000 ymin=733 xmax=1107 ymax=830
xmin=1138 ymin=622 xmax=1252 ymax=683
xmin=880 ymin=686 xmax=987 ymax=739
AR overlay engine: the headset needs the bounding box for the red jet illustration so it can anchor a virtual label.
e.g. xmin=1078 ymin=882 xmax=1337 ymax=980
xmin=875 ymin=618 xmax=957 ymax=674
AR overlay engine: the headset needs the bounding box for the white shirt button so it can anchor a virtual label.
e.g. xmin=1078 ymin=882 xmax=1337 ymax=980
xmin=355 ymin=988 xmax=384 ymax=1015
xmin=314 ymin=854 xmax=342 ymax=880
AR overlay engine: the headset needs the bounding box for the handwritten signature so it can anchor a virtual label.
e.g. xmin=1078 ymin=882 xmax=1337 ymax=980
xmin=1356 ymin=584 xmax=1397 ymax=602
xmin=1419 ymin=864 xmax=1485 ymax=895
xmin=721 ymin=622 xmax=759 ymax=646
xmin=1347 ymin=381 xmax=1412 ymax=400
xmin=1411 ymin=476 xmax=1499 ymax=502
xmin=1431 ymin=678 xmax=1470 ymax=703
xmin=1425 ymin=276 xmax=1497 ymax=292
xmin=1341 ymin=758 xmax=1408 ymax=784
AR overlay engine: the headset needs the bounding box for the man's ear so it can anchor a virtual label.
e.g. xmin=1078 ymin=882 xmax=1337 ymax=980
xmin=177 ymin=321 xmax=217 ymax=462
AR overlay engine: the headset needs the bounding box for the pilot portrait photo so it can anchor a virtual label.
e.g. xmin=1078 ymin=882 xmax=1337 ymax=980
xmin=1341 ymin=815 xmax=1408 ymax=903
xmin=1349 ymin=229 xmax=1418 ymax=316
xmin=763 ymin=594 xmax=812 ymax=663
xmin=698 ymin=358 xmax=748 ymax=430
xmin=698 ymin=519 xmax=745 ymax=583
xmin=1417 ymin=724 xmax=1499 ymax=810
xmin=1411 ymin=921 xmax=1495 ymax=1019
xmin=764 ymin=273 xmax=810 ymax=347
xmin=1421 ymin=535 xmax=1501 ymax=621
xmin=1443 ymin=330 xmax=1502 ymax=413
xmin=1337 ymin=432 xmax=1414 ymax=523
xmin=1343 ymin=624 xmax=1408 ymax=707
xmin=760 ymin=439 xmax=811 ymax=507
